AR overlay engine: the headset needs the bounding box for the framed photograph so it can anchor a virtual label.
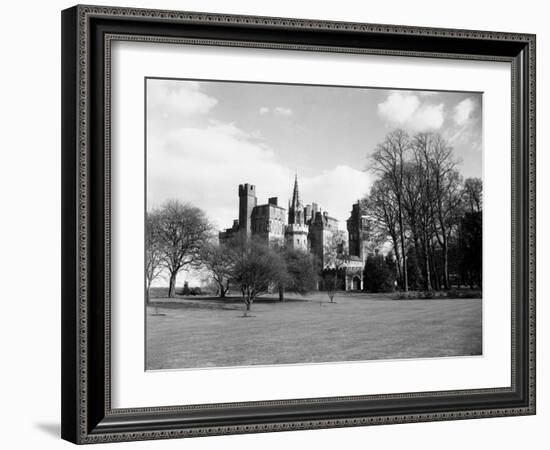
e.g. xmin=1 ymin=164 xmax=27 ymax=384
xmin=61 ymin=5 xmax=536 ymax=444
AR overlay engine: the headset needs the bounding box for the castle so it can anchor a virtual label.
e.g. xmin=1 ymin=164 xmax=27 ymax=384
xmin=219 ymin=176 xmax=372 ymax=291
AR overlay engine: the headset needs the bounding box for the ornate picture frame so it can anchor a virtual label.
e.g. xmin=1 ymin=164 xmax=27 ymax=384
xmin=61 ymin=5 xmax=536 ymax=444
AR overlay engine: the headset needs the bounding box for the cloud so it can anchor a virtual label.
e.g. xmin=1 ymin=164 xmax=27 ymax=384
xmin=148 ymin=122 xmax=371 ymax=232
xmin=377 ymin=91 xmax=444 ymax=132
xmin=273 ymin=106 xmax=293 ymax=117
xmin=453 ymin=97 xmax=476 ymax=126
xmin=445 ymin=97 xmax=482 ymax=156
xmin=147 ymin=79 xmax=218 ymax=121
xmin=258 ymin=106 xmax=294 ymax=118
xmin=300 ymin=166 xmax=371 ymax=224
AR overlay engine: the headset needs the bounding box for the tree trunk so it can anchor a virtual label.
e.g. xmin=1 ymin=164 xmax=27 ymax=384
xmin=168 ymin=272 xmax=177 ymax=298
xmin=412 ymin=230 xmax=423 ymax=290
xmin=219 ymin=281 xmax=227 ymax=298
xmin=278 ymin=285 xmax=284 ymax=301
xmin=442 ymin=242 xmax=449 ymax=290
xmin=423 ymin=241 xmax=432 ymax=291
xmin=391 ymin=236 xmax=402 ymax=288
xmin=243 ymin=299 xmax=251 ymax=317
xmin=397 ymin=206 xmax=408 ymax=292
xmin=430 ymin=247 xmax=440 ymax=290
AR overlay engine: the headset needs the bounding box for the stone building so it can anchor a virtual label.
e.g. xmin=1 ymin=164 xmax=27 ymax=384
xmin=219 ymin=176 xmax=372 ymax=290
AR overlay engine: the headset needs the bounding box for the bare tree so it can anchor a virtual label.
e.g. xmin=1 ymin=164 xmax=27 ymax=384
xmin=410 ymin=132 xmax=438 ymax=290
xmin=155 ymin=200 xmax=213 ymax=298
xmin=363 ymin=177 xmax=403 ymax=287
xmin=145 ymin=210 xmax=164 ymax=303
xmin=200 ymin=241 xmax=235 ymax=298
xmin=463 ymin=177 xmax=483 ymax=213
xmin=428 ymin=135 xmax=463 ymax=289
xmin=366 ymin=130 xmax=478 ymax=292
xmin=369 ymin=129 xmax=411 ymax=291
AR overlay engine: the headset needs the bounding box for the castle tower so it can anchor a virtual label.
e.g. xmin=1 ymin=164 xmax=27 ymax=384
xmin=285 ymin=174 xmax=308 ymax=251
xmin=238 ymin=183 xmax=257 ymax=237
xmin=347 ymin=201 xmax=369 ymax=262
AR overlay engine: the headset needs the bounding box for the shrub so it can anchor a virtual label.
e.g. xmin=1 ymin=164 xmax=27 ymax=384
xmin=180 ymin=282 xmax=202 ymax=296
xmin=363 ymin=254 xmax=396 ymax=292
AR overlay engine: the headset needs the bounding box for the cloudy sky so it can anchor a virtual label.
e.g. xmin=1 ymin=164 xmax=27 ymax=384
xmin=146 ymin=78 xmax=482 ymax=231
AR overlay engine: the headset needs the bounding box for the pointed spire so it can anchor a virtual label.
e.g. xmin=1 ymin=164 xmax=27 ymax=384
xmin=291 ymin=172 xmax=301 ymax=209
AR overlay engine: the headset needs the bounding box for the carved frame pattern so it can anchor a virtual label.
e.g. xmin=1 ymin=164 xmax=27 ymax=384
xmin=61 ymin=4 xmax=536 ymax=444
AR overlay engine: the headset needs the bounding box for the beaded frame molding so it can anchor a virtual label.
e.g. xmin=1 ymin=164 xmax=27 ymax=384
xmin=61 ymin=4 xmax=536 ymax=444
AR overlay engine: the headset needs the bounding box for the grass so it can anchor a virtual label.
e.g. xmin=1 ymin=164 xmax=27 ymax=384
xmin=146 ymin=291 xmax=482 ymax=370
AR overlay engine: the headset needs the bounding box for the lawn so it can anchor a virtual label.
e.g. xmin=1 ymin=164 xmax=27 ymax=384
xmin=146 ymin=291 xmax=482 ymax=370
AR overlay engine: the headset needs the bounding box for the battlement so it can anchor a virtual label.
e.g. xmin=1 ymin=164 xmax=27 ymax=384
xmin=285 ymin=223 xmax=309 ymax=234
xmin=238 ymin=183 xmax=256 ymax=196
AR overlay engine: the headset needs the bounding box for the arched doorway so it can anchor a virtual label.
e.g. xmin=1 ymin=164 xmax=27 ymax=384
xmin=352 ymin=276 xmax=361 ymax=291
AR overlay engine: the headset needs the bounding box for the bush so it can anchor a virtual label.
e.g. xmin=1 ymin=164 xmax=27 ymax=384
xmin=363 ymin=254 xmax=396 ymax=293
xmin=394 ymin=289 xmax=482 ymax=300
xmin=180 ymin=282 xmax=202 ymax=296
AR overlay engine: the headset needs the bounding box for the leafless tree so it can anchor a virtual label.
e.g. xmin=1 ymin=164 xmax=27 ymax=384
xmin=428 ymin=135 xmax=464 ymax=289
xmin=366 ymin=130 xmax=477 ymax=292
xmin=155 ymin=200 xmax=213 ymax=298
xmin=410 ymin=132 xmax=438 ymax=290
xmin=363 ymin=177 xmax=403 ymax=286
xmin=463 ymin=177 xmax=483 ymax=213
xmin=370 ymin=129 xmax=411 ymax=291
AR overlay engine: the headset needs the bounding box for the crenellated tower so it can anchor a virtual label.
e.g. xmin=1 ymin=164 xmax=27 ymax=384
xmin=347 ymin=201 xmax=370 ymax=262
xmin=238 ymin=183 xmax=257 ymax=237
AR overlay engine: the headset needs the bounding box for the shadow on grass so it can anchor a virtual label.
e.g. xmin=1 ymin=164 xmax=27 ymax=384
xmin=148 ymin=295 xmax=310 ymax=312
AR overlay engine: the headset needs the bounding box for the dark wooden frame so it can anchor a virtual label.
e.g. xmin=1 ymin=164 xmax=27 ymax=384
xmin=61 ymin=4 xmax=536 ymax=444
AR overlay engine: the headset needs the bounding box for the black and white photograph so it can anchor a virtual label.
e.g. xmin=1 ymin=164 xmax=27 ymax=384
xmin=145 ymin=78 xmax=483 ymax=371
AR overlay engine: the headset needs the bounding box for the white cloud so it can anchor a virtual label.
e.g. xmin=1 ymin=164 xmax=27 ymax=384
xmin=258 ymin=106 xmax=294 ymax=118
xmin=300 ymin=166 xmax=371 ymax=225
xmin=273 ymin=106 xmax=293 ymax=117
xmin=148 ymin=122 xmax=371 ymax=232
xmin=377 ymin=91 xmax=444 ymax=132
xmin=453 ymin=97 xmax=476 ymax=125
xmin=147 ymin=79 xmax=217 ymax=119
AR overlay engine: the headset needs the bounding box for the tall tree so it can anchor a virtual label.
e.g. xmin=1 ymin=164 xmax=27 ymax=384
xmin=429 ymin=135 xmax=463 ymax=289
xmin=155 ymin=200 xmax=213 ymax=298
xmin=410 ymin=132 xmax=438 ymax=290
xmin=463 ymin=177 xmax=483 ymax=213
xmin=363 ymin=177 xmax=403 ymax=287
xmin=369 ymin=129 xmax=411 ymax=290
xmin=458 ymin=178 xmax=483 ymax=288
